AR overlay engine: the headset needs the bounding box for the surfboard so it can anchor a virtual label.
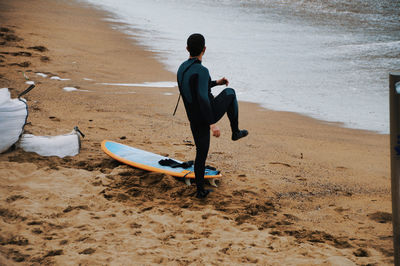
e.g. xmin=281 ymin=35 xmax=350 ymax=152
xmin=101 ymin=140 xmax=221 ymax=187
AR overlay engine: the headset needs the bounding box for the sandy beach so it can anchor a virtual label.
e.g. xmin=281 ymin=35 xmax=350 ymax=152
xmin=0 ymin=0 xmax=393 ymax=265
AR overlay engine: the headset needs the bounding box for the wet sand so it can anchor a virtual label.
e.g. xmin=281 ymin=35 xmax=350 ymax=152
xmin=0 ymin=0 xmax=393 ymax=265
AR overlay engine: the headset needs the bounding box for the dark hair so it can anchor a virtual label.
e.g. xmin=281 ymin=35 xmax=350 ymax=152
xmin=187 ymin=33 xmax=205 ymax=57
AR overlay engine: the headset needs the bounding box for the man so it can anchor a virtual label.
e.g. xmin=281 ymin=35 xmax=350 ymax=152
xmin=177 ymin=33 xmax=248 ymax=199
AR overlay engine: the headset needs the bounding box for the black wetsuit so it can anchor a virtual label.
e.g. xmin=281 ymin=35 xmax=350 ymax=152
xmin=177 ymin=58 xmax=239 ymax=191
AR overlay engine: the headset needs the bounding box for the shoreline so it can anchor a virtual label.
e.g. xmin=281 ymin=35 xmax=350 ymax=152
xmin=0 ymin=0 xmax=393 ymax=264
xmin=89 ymin=2 xmax=390 ymax=136
xmin=80 ymin=0 xmax=392 ymax=135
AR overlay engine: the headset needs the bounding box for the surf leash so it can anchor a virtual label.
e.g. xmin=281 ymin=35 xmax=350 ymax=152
xmin=18 ymin=84 xmax=35 ymax=99
xmin=183 ymin=171 xmax=193 ymax=178
xmin=173 ymin=94 xmax=181 ymax=116
xmin=74 ymin=126 xmax=85 ymax=138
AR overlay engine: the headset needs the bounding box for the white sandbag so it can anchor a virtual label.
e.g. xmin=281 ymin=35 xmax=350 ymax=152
xmin=19 ymin=127 xmax=84 ymax=158
xmin=0 ymin=88 xmax=28 ymax=153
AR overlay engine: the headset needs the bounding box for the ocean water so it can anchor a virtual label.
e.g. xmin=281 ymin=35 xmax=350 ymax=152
xmin=83 ymin=0 xmax=400 ymax=133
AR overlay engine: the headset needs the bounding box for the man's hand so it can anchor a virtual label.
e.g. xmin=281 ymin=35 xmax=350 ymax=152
xmin=216 ymin=77 xmax=229 ymax=86
xmin=210 ymin=124 xmax=220 ymax=137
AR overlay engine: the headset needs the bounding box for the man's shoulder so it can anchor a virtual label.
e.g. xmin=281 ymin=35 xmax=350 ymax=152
xmin=177 ymin=61 xmax=188 ymax=73
xmin=178 ymin=59 xmax=208 ymax=73
xmin=191 ymin=63 xmax=208 ymax=74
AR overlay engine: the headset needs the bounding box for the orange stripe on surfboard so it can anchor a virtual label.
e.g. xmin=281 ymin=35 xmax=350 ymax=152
xmin=101 ymin=140 xmax=222 ymax=179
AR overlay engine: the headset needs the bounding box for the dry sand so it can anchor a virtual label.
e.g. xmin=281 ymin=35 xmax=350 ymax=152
xmin=0 ymin=0 xmax=393 ymax=265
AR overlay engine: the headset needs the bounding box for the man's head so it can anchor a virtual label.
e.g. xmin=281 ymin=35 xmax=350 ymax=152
xmin=187 ymin=33 xmax=205 ymax=57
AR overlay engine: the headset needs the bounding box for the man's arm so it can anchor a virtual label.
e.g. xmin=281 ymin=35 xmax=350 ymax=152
xmin=197 ymin=68 xmax=215 ymax=125
xmin=216 ymin=77 xmax=229 ymax=86
xmin=210 ymin=123 xmax=220 ymax=137
xmin=210 ymin=77 xmax=227 ymax=137
xmin=210 ymin=77 xmax=229 ymax=88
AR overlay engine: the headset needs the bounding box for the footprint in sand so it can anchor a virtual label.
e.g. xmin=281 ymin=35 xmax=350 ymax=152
xmin=31 ymin=228 xmax=43 ymax=234
xmin=5 ymin=194 xmax=25 ymax=203
xmin=28 ymin=45 xmax=48 ymax=52
xmin=9 ymin=250 xmax=28 ymax=263
xmin=368 ymin=211 xmax=392 ymax=224
xmin=0 ymin=208 xmax=26 ymax=222
xmin=129 ymin=222 xmax=142 ymax=229
xmin=44 ymin=249 xmax=63 ymax=258
xmin=0 ymin=235 xmax=29 ymax=246
xmin=79 ymin=248 xmax=96 ymax=255
xmin=48 ymin=116 xmax=60 ymax=122
xmin=62 ymin=205 xmax=89 ymax=213
xmin=9 ymin=61 xmax=31 ymax=67
xmin=0 ymin=51 xmax=31 ymax=57
xmin=353 ymin=248 xmax=370 ymax=257
xmin=201 ymin=213 xmax=217 ymax=220
xmin=1 ymin=30 xmax=22 ymax=42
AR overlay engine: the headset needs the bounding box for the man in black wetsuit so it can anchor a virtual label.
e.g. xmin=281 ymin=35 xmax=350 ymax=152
xmin=177 ymin=33 xmax=248 ymax=199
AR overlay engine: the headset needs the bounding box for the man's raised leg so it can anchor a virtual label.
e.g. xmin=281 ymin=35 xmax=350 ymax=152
xmin=212 ymin=88 xmax=248 ymax=141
